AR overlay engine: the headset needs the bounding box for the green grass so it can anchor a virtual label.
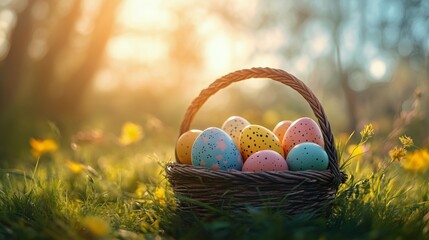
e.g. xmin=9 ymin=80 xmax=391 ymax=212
xmin=1 ymin=135 xmax=429 ymax=240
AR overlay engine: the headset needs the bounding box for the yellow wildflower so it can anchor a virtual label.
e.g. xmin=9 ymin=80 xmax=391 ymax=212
xmin=347 ymin=144 xmax=367 ymax=161
xmin=154 ymin=187 xmax=166 ymax=206
xmin=119 ymin=122 xmax=143 ymax=145
xmin=401 ymin=149 xmax=429 ymax=172
xmin=29 ymin=138 xmax=58 ymax=158
xmin=135 ymin=183 xmax=147 ymax=198
xmin=389 ymin=146 xmax=407 ymax=162
xmin=360 ymin=124 xmax=374 ymax=141
xmin=66 ymin=160 xmax=85 ymax=174
xmin=399 ymin=135 xmax=414 ymax=148
xmin=82 ymin=216 xmax=110 ymax=237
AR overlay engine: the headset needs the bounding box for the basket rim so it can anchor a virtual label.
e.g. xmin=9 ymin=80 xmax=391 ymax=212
xmin=166 ymin=162 xmax=347 ymax=184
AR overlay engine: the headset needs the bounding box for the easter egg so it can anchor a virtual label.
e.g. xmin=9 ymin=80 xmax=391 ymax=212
xmin=175 ymin=129 xmax=202 ymax=164
xmin=286 ymin=142 xmax=329 ymax=171
xmin=192 ymin=127 xmax=243 ymax=170
xmin=242 ymin=150 xmax=288 ymax=172
xmin=240 ymin=125 xmax=284 ymax=161
xmin=221 ymin=116 xmax=250 ymax=147
xmin=273 ymin=120 xmax=293 ymax=142
xmin=282 ymin=117 xmax=324 ymax=156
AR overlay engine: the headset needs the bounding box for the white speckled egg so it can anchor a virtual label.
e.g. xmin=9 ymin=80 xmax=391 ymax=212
xmin=221 ymin=116 xmax=250 ymax=147
xmin=239 ymin=125 xmax=284 ymax=161
xmin=286 ymin=142 xmax=329 ymax=171
xmin=192 ymin=127 xmax=243 ymax=170
xmin=282 ymin=117 xmax=324 ymax=156
xmin=175 ymin=129 xmax=202 ymax=164
xmin=242 ymin=150 xmax=288 ymax=172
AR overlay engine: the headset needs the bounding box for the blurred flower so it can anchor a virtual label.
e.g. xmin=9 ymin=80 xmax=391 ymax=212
xmin=399 ymin=135 xmax=414 ymax=148
xmin=135 ymin=183 xmax=147 ymax=198
xmin=72 ymin=130 xmax=104 ymax=145
xmin=82 ymin=216 xmax=110 ymax=237
xmin=66 ymin=160 xmax=85 ymax=174
xmin=389 ymin=146 xmax=407 ymax=162
xmin=401 ymin=149 xmax=429 ymax=172
xmin=360 ymin=124 xmax=374 ymax=141
xmin=119 ymin=122 xmax=143 ymax=145
xmin=154 ymin=187 xmax=166 ymax=206
xmin=29 ymin=138 xmax=58 ymax=158
xmin=145 ymin=114 xmax=164 ymax=131
xmin=347 ymin=144 xmax=368 ymax=161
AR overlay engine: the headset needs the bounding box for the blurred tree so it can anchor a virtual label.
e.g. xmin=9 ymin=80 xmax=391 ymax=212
xmin=0 ymin=0 xmax=121 ymax=163
xmin=250 ymin=0 xmax=429 ymax=133
xmin=54 ymin=0 xmax=120 ymax=120
xmin=0 ymin=0 xmax=120 ymax=120
xmin=0 ymin=0 xmax=37 ymax=113
xmin=0 ymin=0 xmax=427 ymax=164
xmin=35 ymin=0 xmax=83 ymax=118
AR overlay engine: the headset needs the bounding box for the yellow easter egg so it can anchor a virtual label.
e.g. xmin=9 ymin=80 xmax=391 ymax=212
xmin=239 ymin=124 xmax=284 ymax=161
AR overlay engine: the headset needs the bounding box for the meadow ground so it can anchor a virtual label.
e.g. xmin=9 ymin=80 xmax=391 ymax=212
xmin=0 ymin=124 xmax=429 ymax=240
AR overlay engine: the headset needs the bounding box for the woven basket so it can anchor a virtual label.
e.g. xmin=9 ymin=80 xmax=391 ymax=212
xmin=166 ymin=67 xmax=347 ymax=218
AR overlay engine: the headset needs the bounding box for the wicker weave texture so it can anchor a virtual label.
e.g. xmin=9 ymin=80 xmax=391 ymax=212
xmin=166 ymin=67 xmax=345 ymax=217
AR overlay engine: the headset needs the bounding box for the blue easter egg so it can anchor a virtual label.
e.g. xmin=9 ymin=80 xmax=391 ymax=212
xmin=192 ymin=127 xmax=243 ymax=170
xmin=286 ymin=142 xmax=329 ymax=171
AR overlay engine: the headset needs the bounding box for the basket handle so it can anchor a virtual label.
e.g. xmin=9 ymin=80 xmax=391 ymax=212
xmin=178 ymin=67 xmax=341 ymax=185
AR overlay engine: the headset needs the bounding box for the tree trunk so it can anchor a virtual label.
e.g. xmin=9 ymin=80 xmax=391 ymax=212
xmin=332 ymin=0 xmax=359 ymax=133
xmin=53 ymin=0 xmax=121 ymax=121
xmin=35 ymin=0 xmax=83 ymax=117
xmin=338 ymin=69 xmax=358 ymax=132
xmin=0 ymin=1 xmax=37 ymax=114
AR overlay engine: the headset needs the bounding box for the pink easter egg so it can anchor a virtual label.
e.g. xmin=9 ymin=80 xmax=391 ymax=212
xmin=282 ymin=117 xmax=324 ymax=156
xmin=242 ymin=150 xmax=288 ymax=172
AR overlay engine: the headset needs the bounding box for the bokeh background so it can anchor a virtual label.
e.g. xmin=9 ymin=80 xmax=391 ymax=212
xmin=0 ymin=0 xmax=428 ymax=166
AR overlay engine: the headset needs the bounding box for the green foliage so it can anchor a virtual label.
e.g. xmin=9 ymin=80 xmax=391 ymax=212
xmin=0 ymin=176 xmax=79 ymax=239
xmin=0 ymin=131 xmax=428 ymax=239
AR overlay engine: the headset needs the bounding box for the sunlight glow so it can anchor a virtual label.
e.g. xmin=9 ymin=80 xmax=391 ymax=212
xmin=118 ymin=0 xmax=172 ymax=30
xmin=249 ymin=54 xmax=282 ymax=70
xmin=204 ymin=34 xmax=232 ymax=75
xmin=107 ymin=35 xmax=168 ymax=63
xmin=0 ymin=9 xmax=15 ymax=28
xmin=94 ymin=69 xmax=119 ymax=92
xmin=294 ymin=55 xmax=312 ymax=75
xmin=258 ymin=28 xmax=286 ymax=51
xmin=310 ymin=34 xmax=329 ymax=57
xmin=369 ymin=59 xmax=387 ymax=80
xmin=306 ymin=22 xmax=331 ymax=57
xmin=0 ymin=9 xmax=15 ymax=60
xmin=106 ymin=0 xmax=317 ymax=93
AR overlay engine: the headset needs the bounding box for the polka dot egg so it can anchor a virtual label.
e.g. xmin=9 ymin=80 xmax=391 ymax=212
xmin=192 ymin=127 xmax=243 ymax=170
xmin=242 ymin=150 xmax=288 ymax=172
xmin=286 ymin=142 xmax=329 ymax=171
xmin=239 ymin=124 xmax=284 ymax=161
xmin=221 ymin=116 xmax=250 ymax=147
xmin=282 ymin=117 xmax=324 ymax=156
